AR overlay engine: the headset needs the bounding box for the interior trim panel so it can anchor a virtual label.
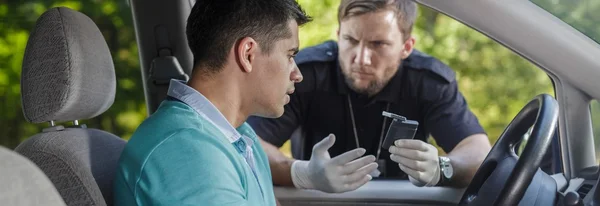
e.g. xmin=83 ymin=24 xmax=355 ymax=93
xmin=275 ymin=180 xmax=464 ymax=205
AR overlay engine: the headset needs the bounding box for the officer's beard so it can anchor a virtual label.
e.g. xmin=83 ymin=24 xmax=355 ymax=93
xmin=343 ymin=61 xmax=401 ymax=97
xmin=345 ymin=76 xmax=388 ymax=97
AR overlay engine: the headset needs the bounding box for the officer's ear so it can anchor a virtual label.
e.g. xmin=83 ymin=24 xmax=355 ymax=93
xmin=236 ymin=36 xmax=258 ymax=73
xmin=401 ymin=36 xmax=416 ymax=59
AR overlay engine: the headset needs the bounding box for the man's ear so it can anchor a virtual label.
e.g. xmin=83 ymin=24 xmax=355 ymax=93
xmin=236 ymin=37 xmax=258 ymax=73
xmin=401 ymin=36 xmax=416 ymax=59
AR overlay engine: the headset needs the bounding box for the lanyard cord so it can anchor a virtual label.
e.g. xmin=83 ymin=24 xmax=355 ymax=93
xmin=347 ymin=95 xmax=391 ymax=160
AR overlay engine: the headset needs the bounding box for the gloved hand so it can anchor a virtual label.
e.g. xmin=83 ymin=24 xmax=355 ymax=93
xmin=388 ymin=139 xmax=440 ymax=187
xmin=291 ymin=134 xmax=378 ymax=193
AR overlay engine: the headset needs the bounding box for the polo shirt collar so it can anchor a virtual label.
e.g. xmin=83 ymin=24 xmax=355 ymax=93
xmin=166 ymin=79 xmax=254 ymax=148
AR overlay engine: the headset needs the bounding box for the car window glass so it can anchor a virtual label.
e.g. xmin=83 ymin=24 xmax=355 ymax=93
xmin=530 ymin=0 xmax=600 ymax=45
xmin=279 ymin=1 xmax=556 ymax=158
xmin=589 ymin=100 xmax=600 ymax=163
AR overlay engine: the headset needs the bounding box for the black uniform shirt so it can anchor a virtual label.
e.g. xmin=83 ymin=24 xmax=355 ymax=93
xmin=247 ymin=40 xmax=485 ymax=178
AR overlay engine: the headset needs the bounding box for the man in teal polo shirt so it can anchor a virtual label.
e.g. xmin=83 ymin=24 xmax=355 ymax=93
xmin=113 ymin=0 xmax=311 ymax=205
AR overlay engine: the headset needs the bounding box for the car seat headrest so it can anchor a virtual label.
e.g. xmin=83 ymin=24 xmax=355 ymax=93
xmin=21 ymin=7 xmax=116 ymax=124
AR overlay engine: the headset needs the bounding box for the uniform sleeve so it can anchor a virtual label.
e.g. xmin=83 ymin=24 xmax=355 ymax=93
xmin=246 ymin=66 xmax=315 ymax=147
xmin=421 ymin=79 xmax=486 ymax=152
xmin=134 ymin=130 xmax=250 ymax=206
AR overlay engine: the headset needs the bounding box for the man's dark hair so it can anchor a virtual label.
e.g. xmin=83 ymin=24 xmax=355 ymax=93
xmin=186 ymin=0 xmax=311 ymax=75
xmin=338 ymin=0 xmax=417 ymax=41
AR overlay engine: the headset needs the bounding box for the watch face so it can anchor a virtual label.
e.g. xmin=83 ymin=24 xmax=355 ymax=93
xmin=443 ymin=165 xmax=453 ymax=178
xmin=440 ymin=157 xmax=453 ymax=178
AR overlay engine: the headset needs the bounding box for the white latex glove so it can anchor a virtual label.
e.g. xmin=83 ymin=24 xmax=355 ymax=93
xmin=291 ymin=134 xmax=379 ymax=193
xmin=388 ymin=139 xmax=440 ymax=187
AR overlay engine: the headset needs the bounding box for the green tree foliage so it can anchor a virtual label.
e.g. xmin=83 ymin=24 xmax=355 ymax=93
xmin=0 ymin=1 xmax=598 ymax=160
xmin=412 ymin=7 xmax=555 ymax=146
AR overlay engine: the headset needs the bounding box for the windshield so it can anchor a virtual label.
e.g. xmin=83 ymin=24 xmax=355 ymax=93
xmin=531 ymin=0 xmax=600 ymax=44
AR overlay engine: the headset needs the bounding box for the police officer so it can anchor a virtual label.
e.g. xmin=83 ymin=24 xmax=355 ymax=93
xmin=248 ymin=0 xmax=491 ymax=193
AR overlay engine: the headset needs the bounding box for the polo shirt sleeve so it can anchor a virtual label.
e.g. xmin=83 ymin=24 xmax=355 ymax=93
xmin=246 ymin=67 xmax=315 ymax=147
xmin=421 ymin=79 xmax=486 ymax=152
xmin=133 ymin=130 xmax=251 ymax=206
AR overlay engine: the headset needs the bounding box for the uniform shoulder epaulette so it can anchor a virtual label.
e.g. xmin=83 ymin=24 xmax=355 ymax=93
xmin=403 ymin=49 xmax=456 ymax=83
xmin=294 ymin=40 xmax=338 ymax=65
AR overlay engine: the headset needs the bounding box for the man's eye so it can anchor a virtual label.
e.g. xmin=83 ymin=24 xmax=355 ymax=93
xmin=345 ymin=37 xmax=358 ymax=44
xmin=372 ymin=41 xmax=385 ymax=47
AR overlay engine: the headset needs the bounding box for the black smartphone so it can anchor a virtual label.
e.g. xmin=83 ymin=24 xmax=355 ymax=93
xmin=381 ymin=111 xmax=419 ymax=150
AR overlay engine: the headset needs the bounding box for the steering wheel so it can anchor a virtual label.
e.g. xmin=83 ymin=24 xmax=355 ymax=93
xmin=459 ymin=94 xmax=559 ymax=205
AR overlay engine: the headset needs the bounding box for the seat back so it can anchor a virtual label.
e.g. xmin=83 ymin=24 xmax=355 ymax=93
xmin=15 ymin=7 xmax=125 ymax=206
xmin=0 ymin=146 xmax=66 ymax=206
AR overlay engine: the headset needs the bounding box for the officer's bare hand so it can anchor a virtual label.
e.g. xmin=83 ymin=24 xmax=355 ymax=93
xmin=291 ymin=134 xmax=378 ymax=193
xmin=389 ymin=139 xmax=440 ymax=187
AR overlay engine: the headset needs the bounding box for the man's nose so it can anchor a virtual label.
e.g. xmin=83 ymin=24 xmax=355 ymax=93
xmin=353 ymin=45 xmax=372 ymax=66
xmin=291 ymin=62 xmax=303 ymax=83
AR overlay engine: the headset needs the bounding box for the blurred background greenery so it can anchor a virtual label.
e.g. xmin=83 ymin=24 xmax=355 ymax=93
xmin=1 ymin=0 xmax=599 ymax=160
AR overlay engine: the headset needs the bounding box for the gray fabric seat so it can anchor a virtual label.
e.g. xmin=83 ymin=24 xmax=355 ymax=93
xmin=0 ymin=146 xmax=66 ymax=206
xmin=15 ymin=7 xmax=126 ymax=206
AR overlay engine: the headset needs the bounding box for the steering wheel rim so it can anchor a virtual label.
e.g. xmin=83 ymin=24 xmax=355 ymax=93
xmin=459 ymin=94 xmax=559 ymax=205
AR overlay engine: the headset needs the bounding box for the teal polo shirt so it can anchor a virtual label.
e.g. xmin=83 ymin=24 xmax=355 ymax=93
xmin=113 ymin=80 xmax=275 ymax=206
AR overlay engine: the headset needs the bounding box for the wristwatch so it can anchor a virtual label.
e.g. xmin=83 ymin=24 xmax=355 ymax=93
xmin=438 ymin=156 xmax=453 ymax=186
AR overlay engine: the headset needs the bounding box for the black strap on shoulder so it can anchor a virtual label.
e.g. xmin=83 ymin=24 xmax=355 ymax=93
xmin=403 ymin=49 xmax=456 ymax=83
xmin=295 ymin=40 xmax=339 ymax=65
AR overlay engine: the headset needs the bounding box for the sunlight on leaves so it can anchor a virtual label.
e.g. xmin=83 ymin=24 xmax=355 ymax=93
xmin=118 ymin=78 xmax=136 ymax=90
xmin=51 ymin=1 xmax=82 ymax=11
xmin=116 ymin=111 xmax=145 ymax=133
xmin=0 ymin=72 xmax=8 ymax=86
xmin=102 ymin=1 xmax=116 ymax=15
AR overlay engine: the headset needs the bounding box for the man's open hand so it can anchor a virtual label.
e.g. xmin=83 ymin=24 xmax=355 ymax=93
xmin=291 ymin=134 xmax=378 ymax=193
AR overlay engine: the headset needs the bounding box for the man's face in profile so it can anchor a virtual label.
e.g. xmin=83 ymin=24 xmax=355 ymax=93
xmin=337 ymin=9 xmax=408 ymax=96
xmin=252 ymin=20 xmax=303 ymax=118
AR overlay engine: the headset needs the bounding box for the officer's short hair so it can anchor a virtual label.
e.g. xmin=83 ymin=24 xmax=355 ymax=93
xmin=338 ymin=0 xmax=417 ymax=41
xmin=186 ymin=0 xmax=311 ymax=75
